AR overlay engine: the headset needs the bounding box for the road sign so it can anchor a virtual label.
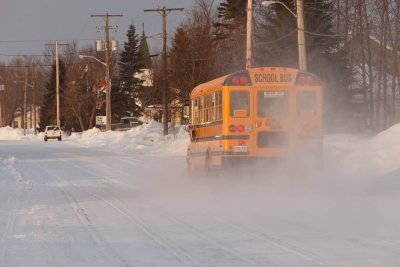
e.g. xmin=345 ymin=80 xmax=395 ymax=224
xmin=96 ymin=116 xmax=107 ymax=125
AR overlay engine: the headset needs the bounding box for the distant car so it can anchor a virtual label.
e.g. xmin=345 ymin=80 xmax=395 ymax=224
xmin=112 ymin=117 xmax=144 ymax=131
xmin=121 ymin=117 xmax=143 ymax=127
xmin=44 ymin=125 xmax=62 ymax=141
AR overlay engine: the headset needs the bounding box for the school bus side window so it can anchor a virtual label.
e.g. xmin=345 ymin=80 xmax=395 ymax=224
xmin=230 ymin=91 xmax=249 ymax=117
xmin=216 ymin=91 xmax=222 ymax=120
xmin=210 ymin=93 xmax=215 ymax=121
xmin=199 ymin=96 xmax=204 ymax=123
xmin=192 ymin=98 xmax=199 ymax=124
xmin=204 ymin=94 xmax=211 ymax=122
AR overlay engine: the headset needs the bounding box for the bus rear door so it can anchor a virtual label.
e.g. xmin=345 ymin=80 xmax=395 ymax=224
xmin=252 ymin=88 xmax=292 ymax=158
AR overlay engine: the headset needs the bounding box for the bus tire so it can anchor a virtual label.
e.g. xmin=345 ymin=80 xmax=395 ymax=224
xmin=205 ymin=149 xmax=211 ymax=175
xmin=187 ymin=149 xmax=195 ymax=176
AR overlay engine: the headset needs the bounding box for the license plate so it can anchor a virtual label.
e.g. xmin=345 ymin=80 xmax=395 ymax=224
xmin=234 ymin=145 xmax=248 ymax=153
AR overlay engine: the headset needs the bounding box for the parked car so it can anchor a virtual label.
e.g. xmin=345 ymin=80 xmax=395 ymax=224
xmin=44 ymin=125 xmax=62 ymax=141
xmin=111 ymin=117 xmax=144 ymax=131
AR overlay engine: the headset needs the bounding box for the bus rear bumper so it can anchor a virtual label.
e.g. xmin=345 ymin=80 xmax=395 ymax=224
xmin=220 ymin=155 xmax=282 ymax=169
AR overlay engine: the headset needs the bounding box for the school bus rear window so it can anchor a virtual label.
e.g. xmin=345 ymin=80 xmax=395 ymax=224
xmin=230 ymin=91 xmax=249 ymax=117
xmin=297 ymin=91 xmax=316 ymax=115
xmin=257 ymin=91 xmax=288 ymax=117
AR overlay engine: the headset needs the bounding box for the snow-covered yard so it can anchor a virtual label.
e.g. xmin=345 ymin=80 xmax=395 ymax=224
xmin=0 ymin=121 xmax=400 ymax=266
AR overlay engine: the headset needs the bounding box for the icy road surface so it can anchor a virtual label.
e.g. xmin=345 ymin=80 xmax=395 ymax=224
xmin=1 ymin=139 xmax=400 ymax=267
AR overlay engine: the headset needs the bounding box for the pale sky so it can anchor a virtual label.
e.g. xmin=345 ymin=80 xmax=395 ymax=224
xmin=0 ymin=0 xmax=222 ymax=62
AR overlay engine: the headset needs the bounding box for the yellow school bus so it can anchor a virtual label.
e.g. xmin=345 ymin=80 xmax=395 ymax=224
xmin=186 ymin=67 xmax=323 ymax=171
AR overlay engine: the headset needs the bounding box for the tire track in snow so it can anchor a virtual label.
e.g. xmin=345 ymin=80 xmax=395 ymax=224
xmin=50 ymin=153 xmax=397 ymax=267
xmin=88 ymin=177 xmax=328 ymax=265
xmin=70 ymin=158 xmax=325 ymax=266
xmin=57 ymin=160 xmax=198 ymax=267
xmin=59 ymin=161 xmax=258 ymax=266
xmin=53 ymin=152 xmax=197 ymax=266
xmin=224 ymin=220 xmax=328 ymax=266
xmin=0 ymin=156 xmax=24 ymax=267
xmin=60 ymin=155 xmax=325 ymax=266
xmin=60 ymin=159 xmax=266 ymax=267
xmin=81 ymin=188 xmax=198 ymax=267
xmin=114 ymin=196 xmax=327 ymax=267
xmin=36 ymin=164 xmax=130 ymax=267
xmin=0 ymin=194 xmax=18 ymax=267
xmin=0 ymin=156 xmax=23 ymax=182
xmin=40 ymin=149 xmax=391 ymax=266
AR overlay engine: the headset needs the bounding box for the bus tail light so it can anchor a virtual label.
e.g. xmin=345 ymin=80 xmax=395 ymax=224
xmin=229 ymin=125 xmax=237 ymax=132
xmin=238 ymin=140 xmax=246 ymax=145
xmin=240 ymin=76 xmax=249 ymax=84
xmin=296 ymin=73 xmax=320 ymax=86
xmin=302 ymin=124 xmax=318 ymax=133
xmin=231 ymin=76 xmax=250 ymax=85
xmin=229 ymin=124 xmax=245 ymax=133
xmin=225 ymin=71 xmax=252 ymax=86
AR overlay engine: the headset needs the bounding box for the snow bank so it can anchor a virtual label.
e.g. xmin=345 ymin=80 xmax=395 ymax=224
xmin=326 ymin=123 xmax=400 ymax=178
xmin=65 ymin=120 xmax=189 ymax=155
xmin=0 ymin=126 xmax=26 ymax=140
xmin=0 ymin=121 xmax=189 ymax=155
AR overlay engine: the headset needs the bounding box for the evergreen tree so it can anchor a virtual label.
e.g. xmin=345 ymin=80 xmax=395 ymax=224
xmin=213 ymin=0 xmax=248 ymax=73
xmin=253 ymin=0 xmax=297 ymax=67
xmin=138 ymin=24 xmax=158 ymax=108
xmin=112 ymin=22 xmax=144 ymax=120
xmin=139 ymin=25 xmax=152 ymax=69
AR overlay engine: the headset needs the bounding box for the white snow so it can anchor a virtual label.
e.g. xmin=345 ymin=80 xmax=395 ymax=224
xmin=0 ymin=120 xmax=400 ymax=266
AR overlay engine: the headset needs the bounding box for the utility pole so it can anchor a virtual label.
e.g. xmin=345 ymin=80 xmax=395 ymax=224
xmin=46 ymin=41 xmax=68 ymax=127
xmin=246 ymin=0 xmax=253 ymax=69
xmin=24 ymin=71 xmax=27 ymax=136
xmin=31 ymin=64 xmax=36 ymax=135
xmin=296 ymin=0 xmax=307 ymax=71
xmin=91 ymin=12 xmax=123 ymax=131
xmin=0 ymin=84 xmax=4 ymax=127
xmin=144 ymin=6 xmax=184 ymax=136
xmin=32 ymin=80 xmax=36 ymax=135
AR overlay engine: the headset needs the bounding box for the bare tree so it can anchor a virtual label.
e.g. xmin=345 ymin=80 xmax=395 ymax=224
xmin=168 ymin=0 xmax=218 ymax=102
xmin=63 ymin=44 xmax=105 ymax=130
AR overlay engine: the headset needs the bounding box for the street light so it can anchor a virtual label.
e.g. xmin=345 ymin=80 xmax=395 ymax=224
xmin=79 ymin=55 xmax=106 ymax=67
xmin=79 ymin=54 xmax=111 ymax=131
xmin=262 ymin=0 xmax=307 ymax=71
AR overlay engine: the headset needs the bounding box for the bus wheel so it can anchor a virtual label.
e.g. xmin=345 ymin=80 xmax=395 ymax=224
xmin=205 ymin=149 xmax=211 ymax=175
xmin=187 ymin=151 xmax=194 ymax=175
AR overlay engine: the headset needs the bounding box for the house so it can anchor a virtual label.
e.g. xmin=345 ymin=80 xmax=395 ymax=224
xmin=12 ymin=107 xmax=40 ymax=130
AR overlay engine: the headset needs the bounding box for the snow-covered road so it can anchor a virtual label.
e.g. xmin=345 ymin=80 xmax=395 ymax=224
xmin=1 ymin=125 xmax=400 ymax=266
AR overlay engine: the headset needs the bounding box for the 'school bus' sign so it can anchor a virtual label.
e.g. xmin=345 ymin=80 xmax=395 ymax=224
xmin=249 ymin=68 xmax=296 ymax=86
